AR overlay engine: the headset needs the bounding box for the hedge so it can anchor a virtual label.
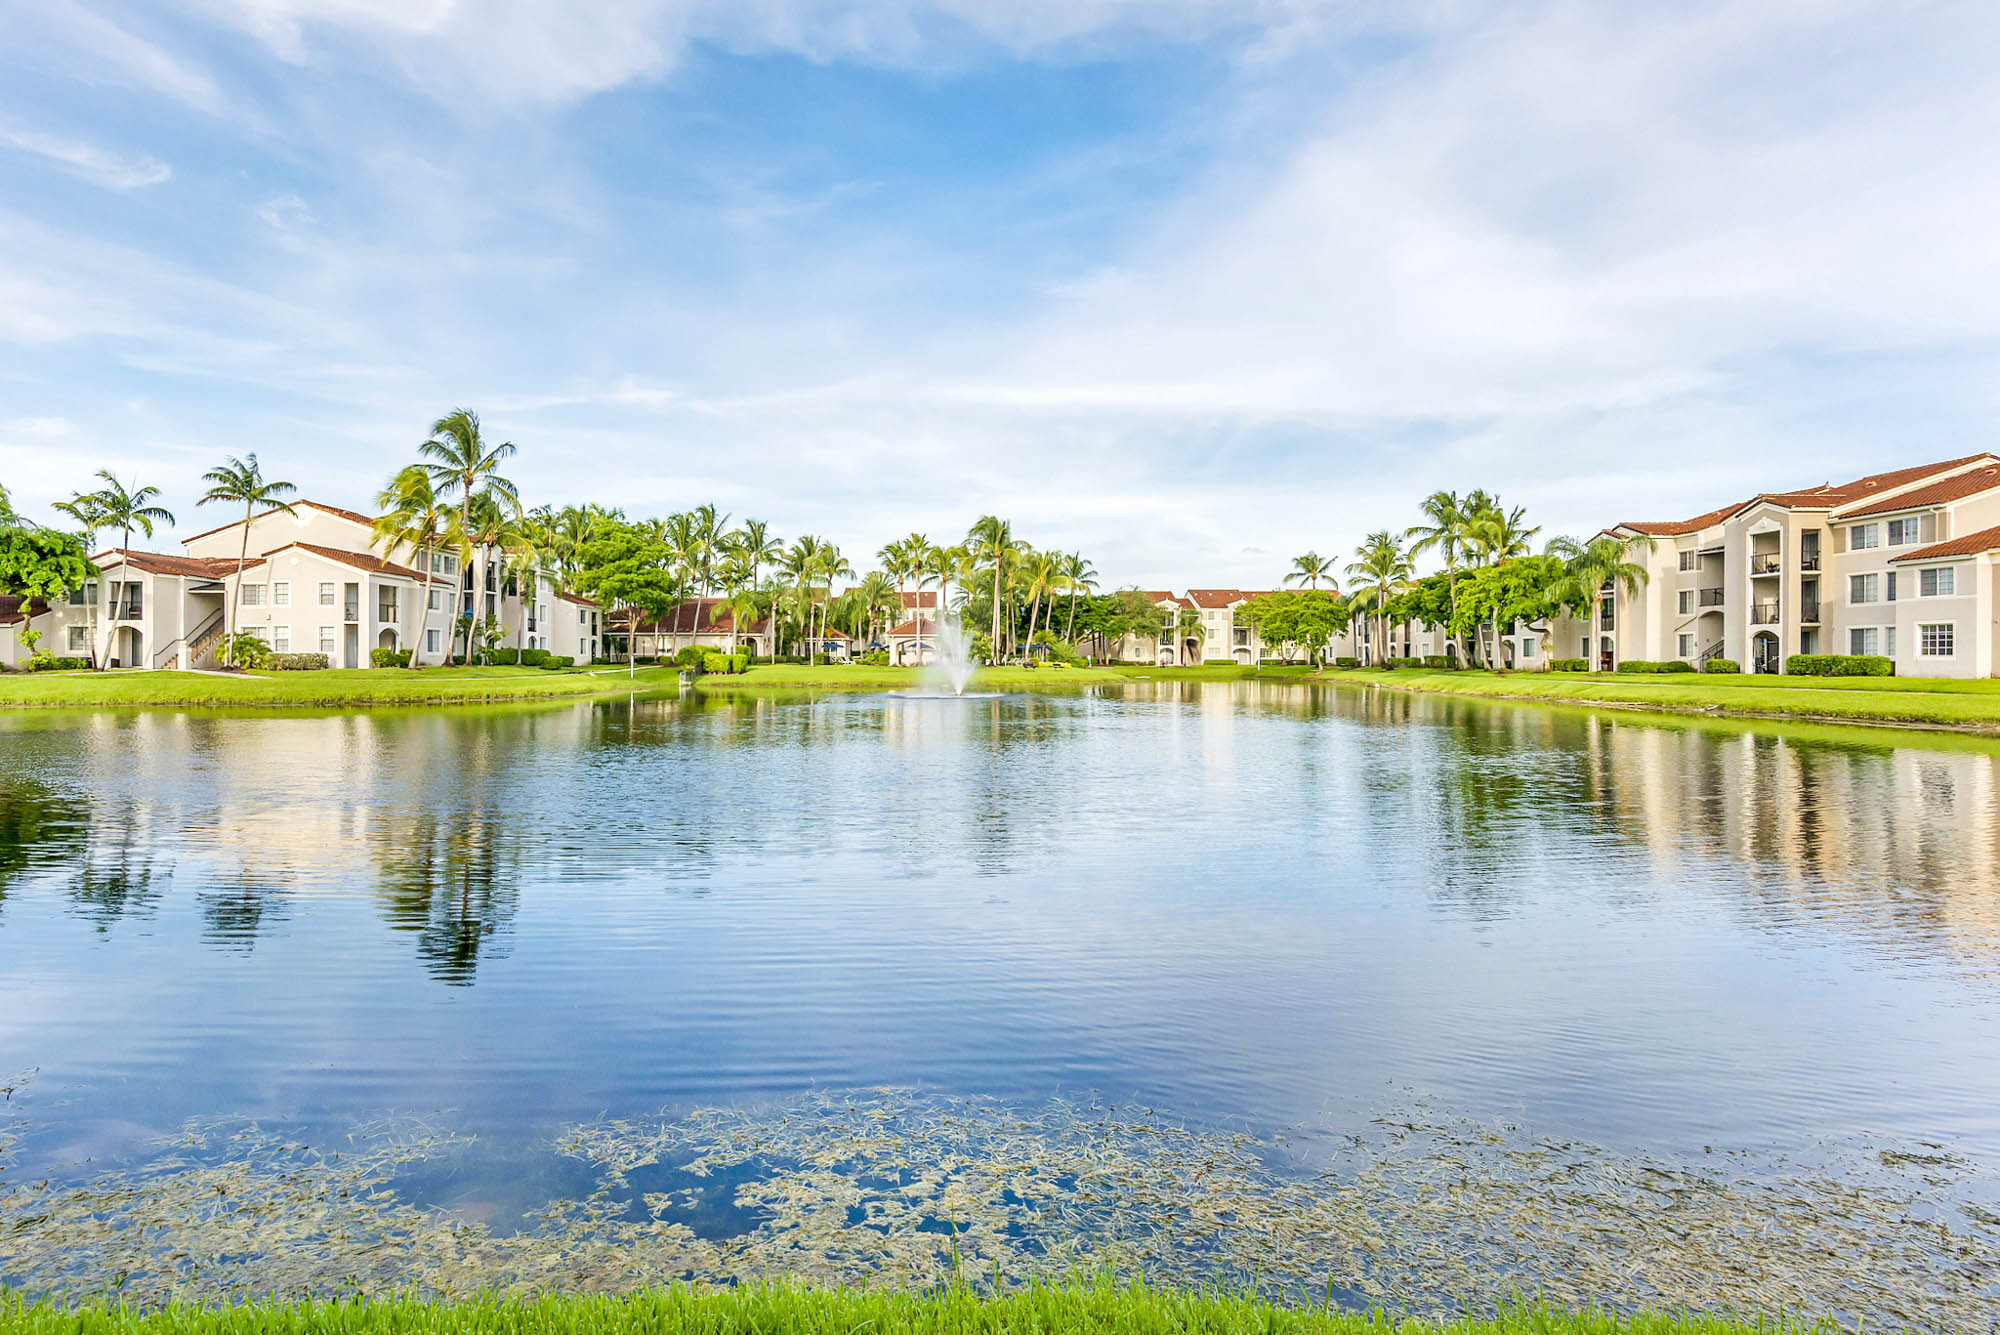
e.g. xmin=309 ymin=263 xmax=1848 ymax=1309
xmin=24 ymin=656 xmax=90 ymax=672
xmin=521 ymin=648 xmax=551 ymax=666
xmin=1421 ymin=655 xmax=1459 ymax=669
xmin=1787 ymin=653 xmax=1893 ymax=677
xmin=1386 ymin=657 xmax=1424 ymax=670
xmin=1333 ymin=657 xmax=1358 ymax=669
xmin=1702 ymin=658 xmax=1740 ymax=674
xmin=1614 ymin=660 xmax=1696 ymax=674
xmin=1550 ymin=658 xmax=1587 ymax=672
xmin=370 ymin=648 xmax=412 ymax=668
xmin=267 ymin=653 xmax=331 ymax=671
xmin=703 ymin=652 xmax=733 ymax=674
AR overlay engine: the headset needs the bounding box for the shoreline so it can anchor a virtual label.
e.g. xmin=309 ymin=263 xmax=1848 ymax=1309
xmin=0 ymin=665 xmax=681 ymax=709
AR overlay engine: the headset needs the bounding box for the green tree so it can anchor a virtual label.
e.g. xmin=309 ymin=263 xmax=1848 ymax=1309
xmin=88 ymin=471 xmax=174 ymax=549
xmin=0 ymin=480 xmax=17 ymax=527
xmin=1346 ymin=530 xmax=1412 ymax=666
xmin=1238 ymin=589 xmax=1349 ymax=666
xmin=1285 ymin=551 xmax=1334 ymax=590
xmin=966 ymin=516 xmax=1014 ymax=660
xmin=50 ymin=490 xmax=109 ymax=668
xmin=1018 ymin=548 xmax=1063 ymax=658
xmin=1544 ymin=533 xmax=1655 ymax=668
xmin=574 ymin=523 xmax=676 ymax=675
xmin=1060 ymin=551 xmax=1097 ymax=644
xmin=0 ymin=526 xmax=96 ymax=608
xmin=373 ymin=465 xmax=457 ymax=668
xmin=197 ymin=454 xmax=297 ymax=669
xmin=419 ymin=409 xmax=519 ymax=664
xmin=1406 ymin=490 xmax=1475 ymax=657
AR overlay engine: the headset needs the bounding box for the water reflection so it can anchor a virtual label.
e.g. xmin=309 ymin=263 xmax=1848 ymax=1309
xmin=372 ymin=809 xmax=521 ymax=985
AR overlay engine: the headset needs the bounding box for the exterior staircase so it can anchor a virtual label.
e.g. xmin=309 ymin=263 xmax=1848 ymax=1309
xmin=154 ymin=608 xmax=228 ymax=670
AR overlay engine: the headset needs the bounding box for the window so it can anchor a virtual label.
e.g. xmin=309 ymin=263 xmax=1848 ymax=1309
xmin=240 ymin=583 xmax=265 ymax=606
xmin=272 ymin=582 xmax=290 ymax=607
xmin=318 ymin=625 xmax=336 ymax=654
xmin=1520 ymin=638 xmax=1537 ymax=659
xmin=1849 ymin=523 xmax=1880 ymax=550
xmin=429 ymin=588 xmax=444 ymax=610
xmin=68 ymin=625 xmax=86 ymax=651
xmin=1849 ymin=574 xmax=1879 ymax=604
xmin=318 ymin=581 xmax=336 ymax=606
xmin=1919 ymin=567 xmax=1956 ymax=597
xmin=1678 ymin=633 xmax=1694 ymax=658
xmin=1677 ymin=590 xmax=1694 ymax=614
xmin=427 ymin=629 xmax=440 ymax=653
xmin=272 ymin=625 xmax=291 ymax=652
xmin=1887 ymin=517 xmax=1920 ymax=546
xmin=1914 ymin=623 xmax=1954 ymax=657
xmin=434 ymin=552 xmax=450 ymax=574
xmin=1800 ymin=628 xmax=1818 ymax=655
xmin=1678 ymin=550 xmax=1697 ymax=572
xmin=1885 ymin=627 xmax=1897 ymax=658
xmin=1849 ymin=627 xmax=1879 ymax=655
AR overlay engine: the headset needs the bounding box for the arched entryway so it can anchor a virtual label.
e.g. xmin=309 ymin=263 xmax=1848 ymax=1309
xmin=377 ymin=628 xmax=399 ymax=650
xmin=1751 ymin=631 xmax=1780 ymax=674
xmin=110 ymin=626 xmax=143 ymax=669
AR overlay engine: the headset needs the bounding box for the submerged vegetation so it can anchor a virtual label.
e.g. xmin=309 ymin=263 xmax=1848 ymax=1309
xmin=1 ymin=1088 xmax=1992 ymax=1327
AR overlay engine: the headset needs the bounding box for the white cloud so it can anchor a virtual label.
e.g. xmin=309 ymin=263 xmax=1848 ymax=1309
xmin=19 ymin=1 xmax=224 ymax=111
xmin=0 ymin=125 xmax=171 ymax=189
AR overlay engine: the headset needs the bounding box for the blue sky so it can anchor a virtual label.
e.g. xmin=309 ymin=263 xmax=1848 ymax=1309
xmin=4 ymin=1 xmax=1998 ymax=586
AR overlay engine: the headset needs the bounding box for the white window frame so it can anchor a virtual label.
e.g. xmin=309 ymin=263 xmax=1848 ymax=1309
xmin=1848 ymin=626 xmax=1877 ymax=655
xmin=1849 ymin=523 xmax=1880 ymax=550
xmin=318 ymin=581 xmax=336 ymax=607
xmin=1849 ymin=573 xmax=1879 ymax=605
xmin=67 ymin=624 xmax=87 ymax=651
xmin=426 ymin=629 xmax=440 ymax=653
xmin=1678 ymin=632 xmax=1694 ymax=658
xmin=1678 ymin=550 xmax=1697 ymax=572
xmin=272 ymin=581 xmax=290 ymax=607
xmin=1677 ymin=590 xmax=1694 ymax=614
xmin=240 ymin=582 xmax=266 ymax=607
xmin=1918 ymin=566 xmax=1955 ymax=598
xmin=271 ymin=625 xmax=292 ymax=652
xmin=318 ymin=624 xmax=336 ymax=655
xmin=1918 ymin=622 xmax=1954 ymax=657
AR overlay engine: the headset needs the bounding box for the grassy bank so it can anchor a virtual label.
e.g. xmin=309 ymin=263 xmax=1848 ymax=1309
xmin=0 ymin=665 xmax=680 ymax=709
xmin=0 ymin=1284 xmax=1820 ymax=1335
xmin=690 ymin=663 xmax=1108 ymax=690
xmin=1325 ymin=667 xmax=2000 ymax=731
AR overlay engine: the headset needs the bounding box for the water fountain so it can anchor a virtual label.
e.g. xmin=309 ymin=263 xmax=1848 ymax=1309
xmin=928 ymin=619 xmax=978 ymax=696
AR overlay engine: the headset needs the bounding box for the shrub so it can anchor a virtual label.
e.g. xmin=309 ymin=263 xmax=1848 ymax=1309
xmin=537 ymin=657 xmax=576 ymax=671
xmin=370 ymin=648 xmax=412 ymax=668
xmin=1387 ymin=656 xmax=1424 ymax=670
xmin=861 ymin=650 xmax=890 ymax=667
xmin=1615 ymin=660 xmax=1696 ymax=674
xmin=730 ymin=653 xmax=748 ymax=674
xmin=220 ymin=632 xmax=270 ymax=669
xmin=1042 ymin=638 xmax=1088 ymax=667
xmin=674 ymin=645 xmax=708 ymax=669
xmin=1703 ymin=658 xmax=1741 ymax=674
xmin=1333 ymin=657 xmax=1358 ymax=669
xmin=703 ymin=652 xmax=733 ymax=674
xmin=1550 ymin=658 xmax=1588 ymax=672
xmin=27 ymin=655 xmax=89 ymax=672
xmin=489 ymin=648 xmax=520 ymax=665
xmin=1421 ymin=655 xmax=1459 ymax=670
xmin=520 ymin=648 xmax=550 ymax=666
xmin=1787 ymin=653 xmax=1894 ymax=677
xmin=267 ymin=653 xmax=331 ymax=671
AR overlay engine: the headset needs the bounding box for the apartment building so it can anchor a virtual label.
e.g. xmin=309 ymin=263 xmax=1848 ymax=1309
xmin=1605 ymin=454 xmax=2000 ymax=677
xmin=0 ymin=499 xmax=601 ymax=670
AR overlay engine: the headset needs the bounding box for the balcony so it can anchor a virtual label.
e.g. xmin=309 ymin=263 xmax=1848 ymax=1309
xmin=1800 ymin=601 xmax=1820 ymax=624
xmin=1698 ymin=587 xmax=1725 ymax=607
xmin=1800 ymin=553 xmax=1821 ymax=572
xmin=1750 ymin=601 xmax=1782 ymax=625
xmin=1750 ymin=553 xmax=1782 ymax=575
xmin=344 ymin=602 xmax=361 ymax=624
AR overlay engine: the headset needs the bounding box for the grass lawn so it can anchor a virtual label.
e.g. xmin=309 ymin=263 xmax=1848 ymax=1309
xmin=1323 ymin=667 xmax=2000 ymax=731
xmin=0 ymin=1284 xmax=1817 ymax=1335
xmin=1116 ymin=663 xmax=1320 ymax=680
xmin=0 ymin=665 xmax=680 ymax=709
xmin=691 ymin=663 xmax=1109 ymax=690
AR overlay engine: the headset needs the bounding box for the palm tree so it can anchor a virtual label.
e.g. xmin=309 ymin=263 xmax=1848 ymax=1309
xmin=712 ymin=586 xmax=764 ymax=656
xmin=1545 ymin=533 xmax=1655 ymax=669
xmin=809 ymin=545 xmax=854 ymax=657
xmin=460 ymin=489 xmax=524 ymax=663
xmin=661 ymin=512 xmax=700 ymax=640
xmin=1462 ymin=502 xmax=1541 ymax=667
xmin=90 ymin=471 xmax=174 ymax=549
xmin=198 ymin=454 xmax=297 ymax=668
xmin=966 ymin=516 xmax=1013 ymax=660
xmin=1346 ymin=531 xmax=1412 ymax=667
xmin=418 ymin=409 xmax=518 ymax=664
xmin=921 ymin=542 xmax=963 ymax=663
xmin=1286 ymin=551 xmax=1334 ymax=590
xmin=1060 ymin=551 xmax=1098 ymax=644
xmin=374 ymin=465 xmax=456 ymax=667
xmin=1019 ymin=549 xmax=1062 ymax=659
xmin=780 ymin=536 xmax=822 ymax=658
xmin=0 ymin=480 xmax=16 ymax=527
xmin=52 ymin=490 xmax=110 ymax=668
xmin=1174 ymin=603 xmax=1203 ymax=666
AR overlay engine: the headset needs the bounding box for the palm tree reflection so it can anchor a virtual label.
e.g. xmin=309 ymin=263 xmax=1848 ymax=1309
xmin=374 ymin=808 xmax=520 ymax=985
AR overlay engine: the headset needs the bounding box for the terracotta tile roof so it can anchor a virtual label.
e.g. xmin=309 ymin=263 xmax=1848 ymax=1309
xmin=888 ymin=617 xmax=945 ymax=636
xmin=1618 ymin=502 xmax=1746 ymax=537
xmin=0 ymin=595 xmax=50 ymax=626
xmin=267 ymin=542 xmax=425 ymax=580
xmin=183 ymin=499 xmax=376 ymax=544
xmin=1187 ymin=588 xmax=1250 ymax=608
xmin=1818 ymin=454 xmax=1994 ymax=505
xmin=97 ymin=548 xmax=252 ymax=579
xmin=557 ymin=591 xmax=598 ymax=606
xmin=1887 ymin=522 xmax=2000 ymax=562
xmin=1834 ymin=463 xmax=2000 ymax=518
xmin=624 ymin=598 xmax=771 ymax=635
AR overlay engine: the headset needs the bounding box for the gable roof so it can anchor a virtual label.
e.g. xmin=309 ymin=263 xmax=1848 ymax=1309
xmin=887 ymin=617 xmax=945 ymax=637
xmin=1186 ymin=588 xmax=1249 ymax=608
xmin=623 ymin=597 xmax=770 ymax=635
xmin=0 ymin=595 xmax=50 ymax=626
xmin=1834 ymin=463 xmax=2000 ymax=519
xmin=557 ymin=591 xmax=599 ymax=606
xmin=265 ymin=542 xmax=425 ymax=581
xmin=1614 ymin=455 xmax=2000 ymax=536
xmin=183 ymin=499 xmax=376 ymax=544
xmin=1618 ymin=502 xmax=1749 ymax=537
xmin=97 ymin=548 xmax=251 ymax=579
xmin=1887 ymin=522 xmax=2000 ymax=563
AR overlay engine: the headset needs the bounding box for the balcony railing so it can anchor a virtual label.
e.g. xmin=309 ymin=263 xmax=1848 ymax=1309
xmin=1750 ymin=601 xmax=1782 ymax=624
xmin=344 ymin=602 xmax=360 ymax=624
xmin=1750 ymin=553 xmax=1782 ymax=575
xmin=1698 ymin=587 xmax=1725 ymax=607
xmin=1800 ymin=553 xmax=1821 ymax=572
xmin=1800 ymin=601 xmax=1820 ymax=623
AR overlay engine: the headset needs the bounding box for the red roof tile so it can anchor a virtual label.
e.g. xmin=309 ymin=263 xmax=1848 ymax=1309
xmin=1616 ymin=455 xmax=1999 ymax=535
xmin=1618 ymin=502 xmax=1747 ymax=537
xmin=0 ymin=595 xmax=50 ymax=625
xmin=1887 ymin=522 xmax=2000 ymax=562
xmin=267 ymin=542 xmax=426 ymax=580
xmin=182 ymin=499 xmax=376 ymax=544
xmin=1835 ymin=463 xmax=2000 ymax=518
xmin=97 ymin=548 xmax=252 ymax=578
xmin=888 ymin=617 xmax=945 ymax=636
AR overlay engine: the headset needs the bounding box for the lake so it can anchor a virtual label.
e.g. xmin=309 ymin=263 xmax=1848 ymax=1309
xmin=3 ymin=682 xmax=1998 ymax=1321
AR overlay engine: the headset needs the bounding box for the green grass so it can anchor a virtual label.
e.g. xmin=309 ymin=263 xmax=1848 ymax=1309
xmin=1322 ymin=668 xmax=2000 ymax=730
xmin=1117 ymin=663 xmax=1320 ymax=680
xmin=0 ymin=665 xmax=680 ymax=709
xmin=691 ymin=663 xmax=1108 ymax=690
xmin=0 ymin=1284 xmax=1827 ymax=1335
